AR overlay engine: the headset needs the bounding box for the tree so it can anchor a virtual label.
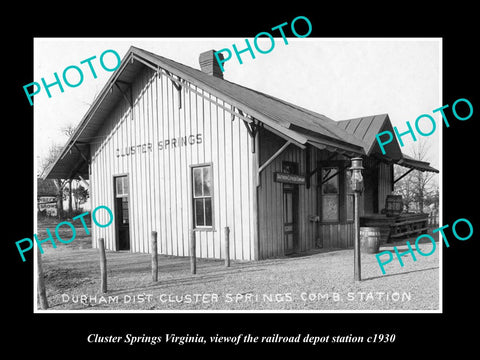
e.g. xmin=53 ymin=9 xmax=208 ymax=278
xmin=394 ymin=142 xmax=438 ymax=213
xmin=72 ymin=185 xmax=89 ymax=210
xmin=38 ymin=144 xmax=69 ymax=219
xmin=61 ymin=124 xmax=76 ymax=216
xmin=410 ymin=142 xmax=438 ymax=213
xmin=38 ymin=123 xmax=79 ymax=219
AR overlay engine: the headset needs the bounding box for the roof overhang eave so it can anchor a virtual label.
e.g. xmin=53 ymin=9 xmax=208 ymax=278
xmin=396 ymin=158 xmax=439 ymax=173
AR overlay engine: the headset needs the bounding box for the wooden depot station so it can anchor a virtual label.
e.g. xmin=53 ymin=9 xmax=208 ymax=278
xmin=44 ymin=46 xmax=438 ymax=261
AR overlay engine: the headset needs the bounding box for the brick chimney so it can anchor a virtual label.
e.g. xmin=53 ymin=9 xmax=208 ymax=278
xmin=199 ymin=50 xmax=224 ymax=79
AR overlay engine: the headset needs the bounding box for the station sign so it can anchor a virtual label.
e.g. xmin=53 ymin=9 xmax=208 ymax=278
xmin=274 ymin=172 xmax=305 ymax=185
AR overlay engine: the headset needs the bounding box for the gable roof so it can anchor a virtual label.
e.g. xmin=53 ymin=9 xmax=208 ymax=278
xmin=337 ymin=114 xmax=403 ymax=159
xmin=337 ymin=114 xmax=438 ymax=172
xmin=130 ymin=47 xmax=366 ymax=154
xmin=43 ymin=46 xmax=437 ymax=180
xmin=337 ymin=114 xmax=387 ymax=154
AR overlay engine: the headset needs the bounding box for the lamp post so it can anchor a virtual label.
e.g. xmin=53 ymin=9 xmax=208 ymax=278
xmin=350 ymin=157 xmax=364 ymax=282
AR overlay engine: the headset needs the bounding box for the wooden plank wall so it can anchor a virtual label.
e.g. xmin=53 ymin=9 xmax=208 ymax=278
xmin=317 ymin=159 xmax=392 ymax=250
xmin=362 ymin=157 xmax=377 ymax=214
xmin=318 ymin=223 xmax=355 ymax=249
xmin=359 ymin=157 xmax=393 ymax=214
xmin=257 ymin=142 xmax=363 ymax=257
xmin=378 ymin=161 xmax=393 ymax=212
xmin=315 ymin=151 xmax=355 ymax=249
xmin=91 ymin=67 xmax=256 ymax=261
xmin=257 ymin=143 xmax=318 ymax=259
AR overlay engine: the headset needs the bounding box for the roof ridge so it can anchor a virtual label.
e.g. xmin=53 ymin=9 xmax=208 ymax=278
xmin=133 ymin=47 xmax=365 ymax=147
xmin=338 ymin=113 xmax=389 ymax=122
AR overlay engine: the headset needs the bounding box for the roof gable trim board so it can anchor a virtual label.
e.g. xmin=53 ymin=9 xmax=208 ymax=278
xmin=55 ymin=51 xmax=136 ymax=163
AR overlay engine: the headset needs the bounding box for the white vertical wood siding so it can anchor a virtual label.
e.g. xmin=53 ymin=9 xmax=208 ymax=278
xmin=91 ymin=67 xmax=255 ymax=260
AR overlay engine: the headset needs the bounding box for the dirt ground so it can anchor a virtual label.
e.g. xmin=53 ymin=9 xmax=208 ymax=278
xmin=37 ymin=219 xmax=440 ymax=312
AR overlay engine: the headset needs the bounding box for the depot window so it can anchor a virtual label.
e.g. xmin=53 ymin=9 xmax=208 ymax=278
xmin=318 ymin=161 xmax=353 ymax=223
xmin=321 ymin=167 xmax=340 ymax=222
xmin=114 ymin=175 xmax=129 ymax=225
xmin=192 ymin=164 xmax=214 ymax=228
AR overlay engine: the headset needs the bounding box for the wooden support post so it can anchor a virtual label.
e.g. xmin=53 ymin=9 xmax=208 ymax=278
xmin=190 ymin=230 xmax=196 ymax=274
xmin=37 ymin=247 xmax=49 ymax=310
xmin=224 ymin=227 xmax=230 ymax=267
xmin=306 ymin=144 xmax=311 ymax=189
xmin=98 ymin=238 xmax=107 ymax=293
xmin=255 ymin=129 xmax=261 ymax=187
xmin=253 ymin=132 xmax=260 ymax=260
xmin=354 ymin=192 xmax=361 ymax=282
xmin=151 ymin=231 xmax=158 ymax=282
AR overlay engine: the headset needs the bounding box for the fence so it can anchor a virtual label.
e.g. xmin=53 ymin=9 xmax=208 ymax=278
xmin=428 ymin=211 xmax=439 ymax=227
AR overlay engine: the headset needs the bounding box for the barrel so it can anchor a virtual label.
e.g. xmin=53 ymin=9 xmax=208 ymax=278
xmin=360 ymin=227 xmax=381 ymax=254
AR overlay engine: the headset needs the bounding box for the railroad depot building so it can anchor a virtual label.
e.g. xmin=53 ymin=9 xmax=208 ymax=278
xmin=45 ymin=46 xmax=438 ymax=261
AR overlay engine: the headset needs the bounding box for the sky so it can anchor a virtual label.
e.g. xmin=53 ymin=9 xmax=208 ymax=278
xmin=34 ymin=38 xmax=441 ymax=170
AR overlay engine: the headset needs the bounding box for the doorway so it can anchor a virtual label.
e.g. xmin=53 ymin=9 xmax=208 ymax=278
xmin=283 ymin=188 xmax=298 ymax=255
xmin=282 ymin=161 xmax=298 ymax=255
xmin=114 ymin=175 xmax=130 ymax=250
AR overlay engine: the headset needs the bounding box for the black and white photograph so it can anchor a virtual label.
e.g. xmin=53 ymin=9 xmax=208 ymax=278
xmin=7 ymin=9 xmax=478 ymax=353
xmin=33 ymin=37 xmax=441 ymax=312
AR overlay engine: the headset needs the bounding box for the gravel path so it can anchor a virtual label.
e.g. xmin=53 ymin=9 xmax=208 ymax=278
xmin=40 ymin=233 xmax=440 ymax=312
